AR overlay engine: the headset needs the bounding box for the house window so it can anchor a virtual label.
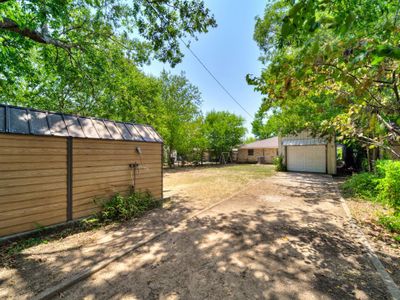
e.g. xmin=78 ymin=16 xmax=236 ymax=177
xmin=248 ymin=149 xmax=254 ymax=156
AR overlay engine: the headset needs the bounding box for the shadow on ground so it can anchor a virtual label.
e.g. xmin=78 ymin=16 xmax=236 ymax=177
xmin=0 ymin=172 xmax=393 ymax=299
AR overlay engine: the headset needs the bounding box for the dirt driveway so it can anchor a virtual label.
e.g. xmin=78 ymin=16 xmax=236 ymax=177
xmin=61 ymin=171 xmax=390 ymax=299
xmin=0 ymin=166 xmax=393 ymax=299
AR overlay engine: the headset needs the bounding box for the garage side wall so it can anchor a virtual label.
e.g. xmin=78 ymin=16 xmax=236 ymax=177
xmin=72 ymin=139 xmax=162 ymax=219
xmin=327 ymin=139 xmax=337 ymax=175
xmin=0 ymin=134 xmax=67 ymax=237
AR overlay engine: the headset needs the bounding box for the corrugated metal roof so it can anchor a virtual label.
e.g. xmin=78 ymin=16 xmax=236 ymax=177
xmin=0 ymin=104 xmax=163 ymax=143
xmin=282 ymin=138 xmax=327 ymax=146
xmin=239 ymin=136 xmax=279 ymax=149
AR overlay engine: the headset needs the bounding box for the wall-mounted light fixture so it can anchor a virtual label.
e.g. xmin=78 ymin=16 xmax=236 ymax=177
xmin=136 ymin=146 xmax=142 ymax=154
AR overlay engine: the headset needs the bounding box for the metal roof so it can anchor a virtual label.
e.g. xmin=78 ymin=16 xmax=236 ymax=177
xmin=0 ymin=104 xmax=163 ymax=143
xmin=282 ymin=138 xmax=327 ymax=146
xmin=239 ymin=136 xmax=279 ymax=149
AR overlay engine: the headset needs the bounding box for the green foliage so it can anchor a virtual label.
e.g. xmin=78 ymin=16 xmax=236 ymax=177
xmin=158 ymin=70 xmax=203 ymax=165
xmin=96 ymin=192 xmax=161 ymax=222
xmin=342 ymin=160 xmax=400 ymax=211
xmin=203 ymin=110 xmax=246 ymax=157
xmin=243 ymin=136 xmax=257 ymax=144
xmin=376 ymin=160 xmax=400 ymax=210
xmin=250 ymin=0 xmax=400 ymax=153
xmin=0 ymin=0 xmax=216 ymax=124
xmin=342 ymin=172 xmax=380 ymax=200
xmin=379 ymin=214 xmax=400 ymax=234
xmin=273 ymin=155 xmax=287 ymax=172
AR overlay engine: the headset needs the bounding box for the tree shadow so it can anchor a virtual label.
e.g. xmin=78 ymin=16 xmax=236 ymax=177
xmin=0 ymin=173 xmax=393 ymax=299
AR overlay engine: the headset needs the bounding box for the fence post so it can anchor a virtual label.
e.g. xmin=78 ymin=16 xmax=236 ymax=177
xmin=67 ymin=137 xmax=73 ymax=221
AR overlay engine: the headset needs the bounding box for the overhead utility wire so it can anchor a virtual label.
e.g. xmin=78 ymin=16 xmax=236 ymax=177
xmin=145 ymin=0 xmax=253 ymax=119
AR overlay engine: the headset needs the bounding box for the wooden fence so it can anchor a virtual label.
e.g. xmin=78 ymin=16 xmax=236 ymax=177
xmin=0 ymin=134 xmax=162 ymax=237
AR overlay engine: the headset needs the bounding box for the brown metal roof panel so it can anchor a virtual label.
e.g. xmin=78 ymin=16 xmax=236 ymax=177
xmin=134 ymin=124 xmax=154 ymax=142
xmin=63 ymin=115 xmax=85 ymax=138
xmin=47 ymin=113 xmax=69 ymax=136
xmin=0 ymin=106 xmax=5 ymax=132
xmin=115 ymin=122 xmax=132 ymax=140
xmin=92 ymin=119 xmax=112 ymax=139
xmin=145 ymin=125 xmax=163 ymax=142
xmin=29 ymin=110 xmax=51 ymax=135
xmin=9 ymin=107 xmax=30 ymax=134
xmin=104 ymin=120 xmax=123 ymax=140
xmin=124 ymin=123 xmax=144 ymax=141
xmin=78 ymin=117 xmax=99 ymax=139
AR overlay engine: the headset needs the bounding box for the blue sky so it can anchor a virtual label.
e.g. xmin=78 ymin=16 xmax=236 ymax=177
xmin=141 ymin=0 xmax=266 ymax=136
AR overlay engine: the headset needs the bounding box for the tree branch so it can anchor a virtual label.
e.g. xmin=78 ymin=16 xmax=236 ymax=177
xmin=0 ymin=17 xmax=75 ymax=49
xmin=376 ymin=113 xmax=400 ymax=136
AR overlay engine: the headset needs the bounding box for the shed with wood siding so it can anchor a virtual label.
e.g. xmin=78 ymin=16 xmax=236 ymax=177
xmin=0 ymin=104 xmax=163 ymax=238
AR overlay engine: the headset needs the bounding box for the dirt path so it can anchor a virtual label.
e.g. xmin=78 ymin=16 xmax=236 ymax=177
xmin=0 ymin=165 xmax=274 ymax=299
xmin=59 ymin=173 xmax=390 ymax=299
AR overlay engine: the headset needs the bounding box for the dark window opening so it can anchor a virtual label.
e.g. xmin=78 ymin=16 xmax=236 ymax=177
xmin=248 ymin=149 xmax=254 ymax=156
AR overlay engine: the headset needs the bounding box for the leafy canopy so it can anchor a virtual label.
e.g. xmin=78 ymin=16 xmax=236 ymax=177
xmin=249 ymin=0 xmax=400 ymax=156
xmin=204 ymin=110 xmax=246 ymax=156
xmin=158 ymin=70 xmax=202 ymax=161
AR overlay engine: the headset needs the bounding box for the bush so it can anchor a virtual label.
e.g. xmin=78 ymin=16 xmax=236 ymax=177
xmin=342 ymin=160 xmax=400 ymax=211
xmin=376 ymin=160 xmax=400 ymax=211
xmin=379 ymin=214 xmax=400 ymax=234
xmin=273 ymin=155 xmax=287 ymax=171
xmin=341 ymin=172 xmax=379 ymax=200
xmin=96 ymin=191 xmax=161 ymax=222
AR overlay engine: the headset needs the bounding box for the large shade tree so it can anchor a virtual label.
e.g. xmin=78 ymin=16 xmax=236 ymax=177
xmin=248 ymin=0 xmax=400 ymax=158
xmin=0 ymin=0 xmax=216 ymax=117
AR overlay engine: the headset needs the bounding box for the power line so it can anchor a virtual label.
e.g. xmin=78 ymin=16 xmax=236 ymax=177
xmin=144 ymin=0 xmax=253 ymax=119
xmin=180 ymin=40 xmax=253 ymax=118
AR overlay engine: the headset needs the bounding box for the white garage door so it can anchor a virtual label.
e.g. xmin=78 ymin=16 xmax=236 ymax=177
xmin=287 ymin=145 xmax=326 ymax=173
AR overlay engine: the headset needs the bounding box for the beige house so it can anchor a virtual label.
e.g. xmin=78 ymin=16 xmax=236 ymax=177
xmin=278 ymin=132 xmax=337 ymax=175
xmin=237 ymin=137 xmax=279 ymax=164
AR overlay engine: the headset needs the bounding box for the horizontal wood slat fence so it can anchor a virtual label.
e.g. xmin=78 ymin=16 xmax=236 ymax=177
xmin=0 ymin=134 xmax=163 ymax=238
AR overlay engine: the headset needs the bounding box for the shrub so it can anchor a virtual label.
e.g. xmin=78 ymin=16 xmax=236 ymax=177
xmin=376 ymin=160 xmax=400 ymax=211
xmin=96 ymin=191 xmax=161 ymax=222
xmin=379 ymin=214 xmax=400 ymax=234
xmin=273 ymin=155 xmax=287 ymax=171
xmin=341 ymin=172 xmax=379 ymax=200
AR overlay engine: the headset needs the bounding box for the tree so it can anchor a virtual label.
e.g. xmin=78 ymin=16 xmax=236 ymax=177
xmin=248 ymin=0 xmax=400 ymax=157
xmin=0 ymin=0 xmax=216 ymax=114
xmin=0 ymin=0 xmax=216 ymax=69
xmin=204 ymin=110 xmax=246 ymax=159
xmin=159 ymin=70 xmax=202 ymax=166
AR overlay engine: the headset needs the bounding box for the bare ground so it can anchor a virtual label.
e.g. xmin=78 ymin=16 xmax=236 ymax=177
xmin=60 ymin=172 xmax=391 ymax=299
xmin=0 ymin=165 xmax=274 ymax=299
xmin=0 ymin=166 xmax=395 ymax=299
xmin=346 ymin=199 xmax=400 ymax=287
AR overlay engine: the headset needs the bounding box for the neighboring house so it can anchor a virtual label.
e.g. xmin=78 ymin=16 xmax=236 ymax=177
xmin=237 ymin=137 xmax=279 ymax=164
xmin=278 ymin=132 xmax=337 ymax=175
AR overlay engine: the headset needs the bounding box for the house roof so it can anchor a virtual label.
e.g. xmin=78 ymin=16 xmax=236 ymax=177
xmin=0 ymin=104 xmax=162 ymax=143
xmin=240 ymin=136 xmax=278 ymax=149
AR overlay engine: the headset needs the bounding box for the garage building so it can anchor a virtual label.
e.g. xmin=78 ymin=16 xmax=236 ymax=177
xmin=279 ymin=133 xmax=337 ymax=175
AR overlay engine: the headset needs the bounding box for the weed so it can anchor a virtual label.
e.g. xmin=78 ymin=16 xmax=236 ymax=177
xmin=273 ymin=156 xmax=287 ymax=172
xmin=96 ymin=191 xmax=161 ymax=222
